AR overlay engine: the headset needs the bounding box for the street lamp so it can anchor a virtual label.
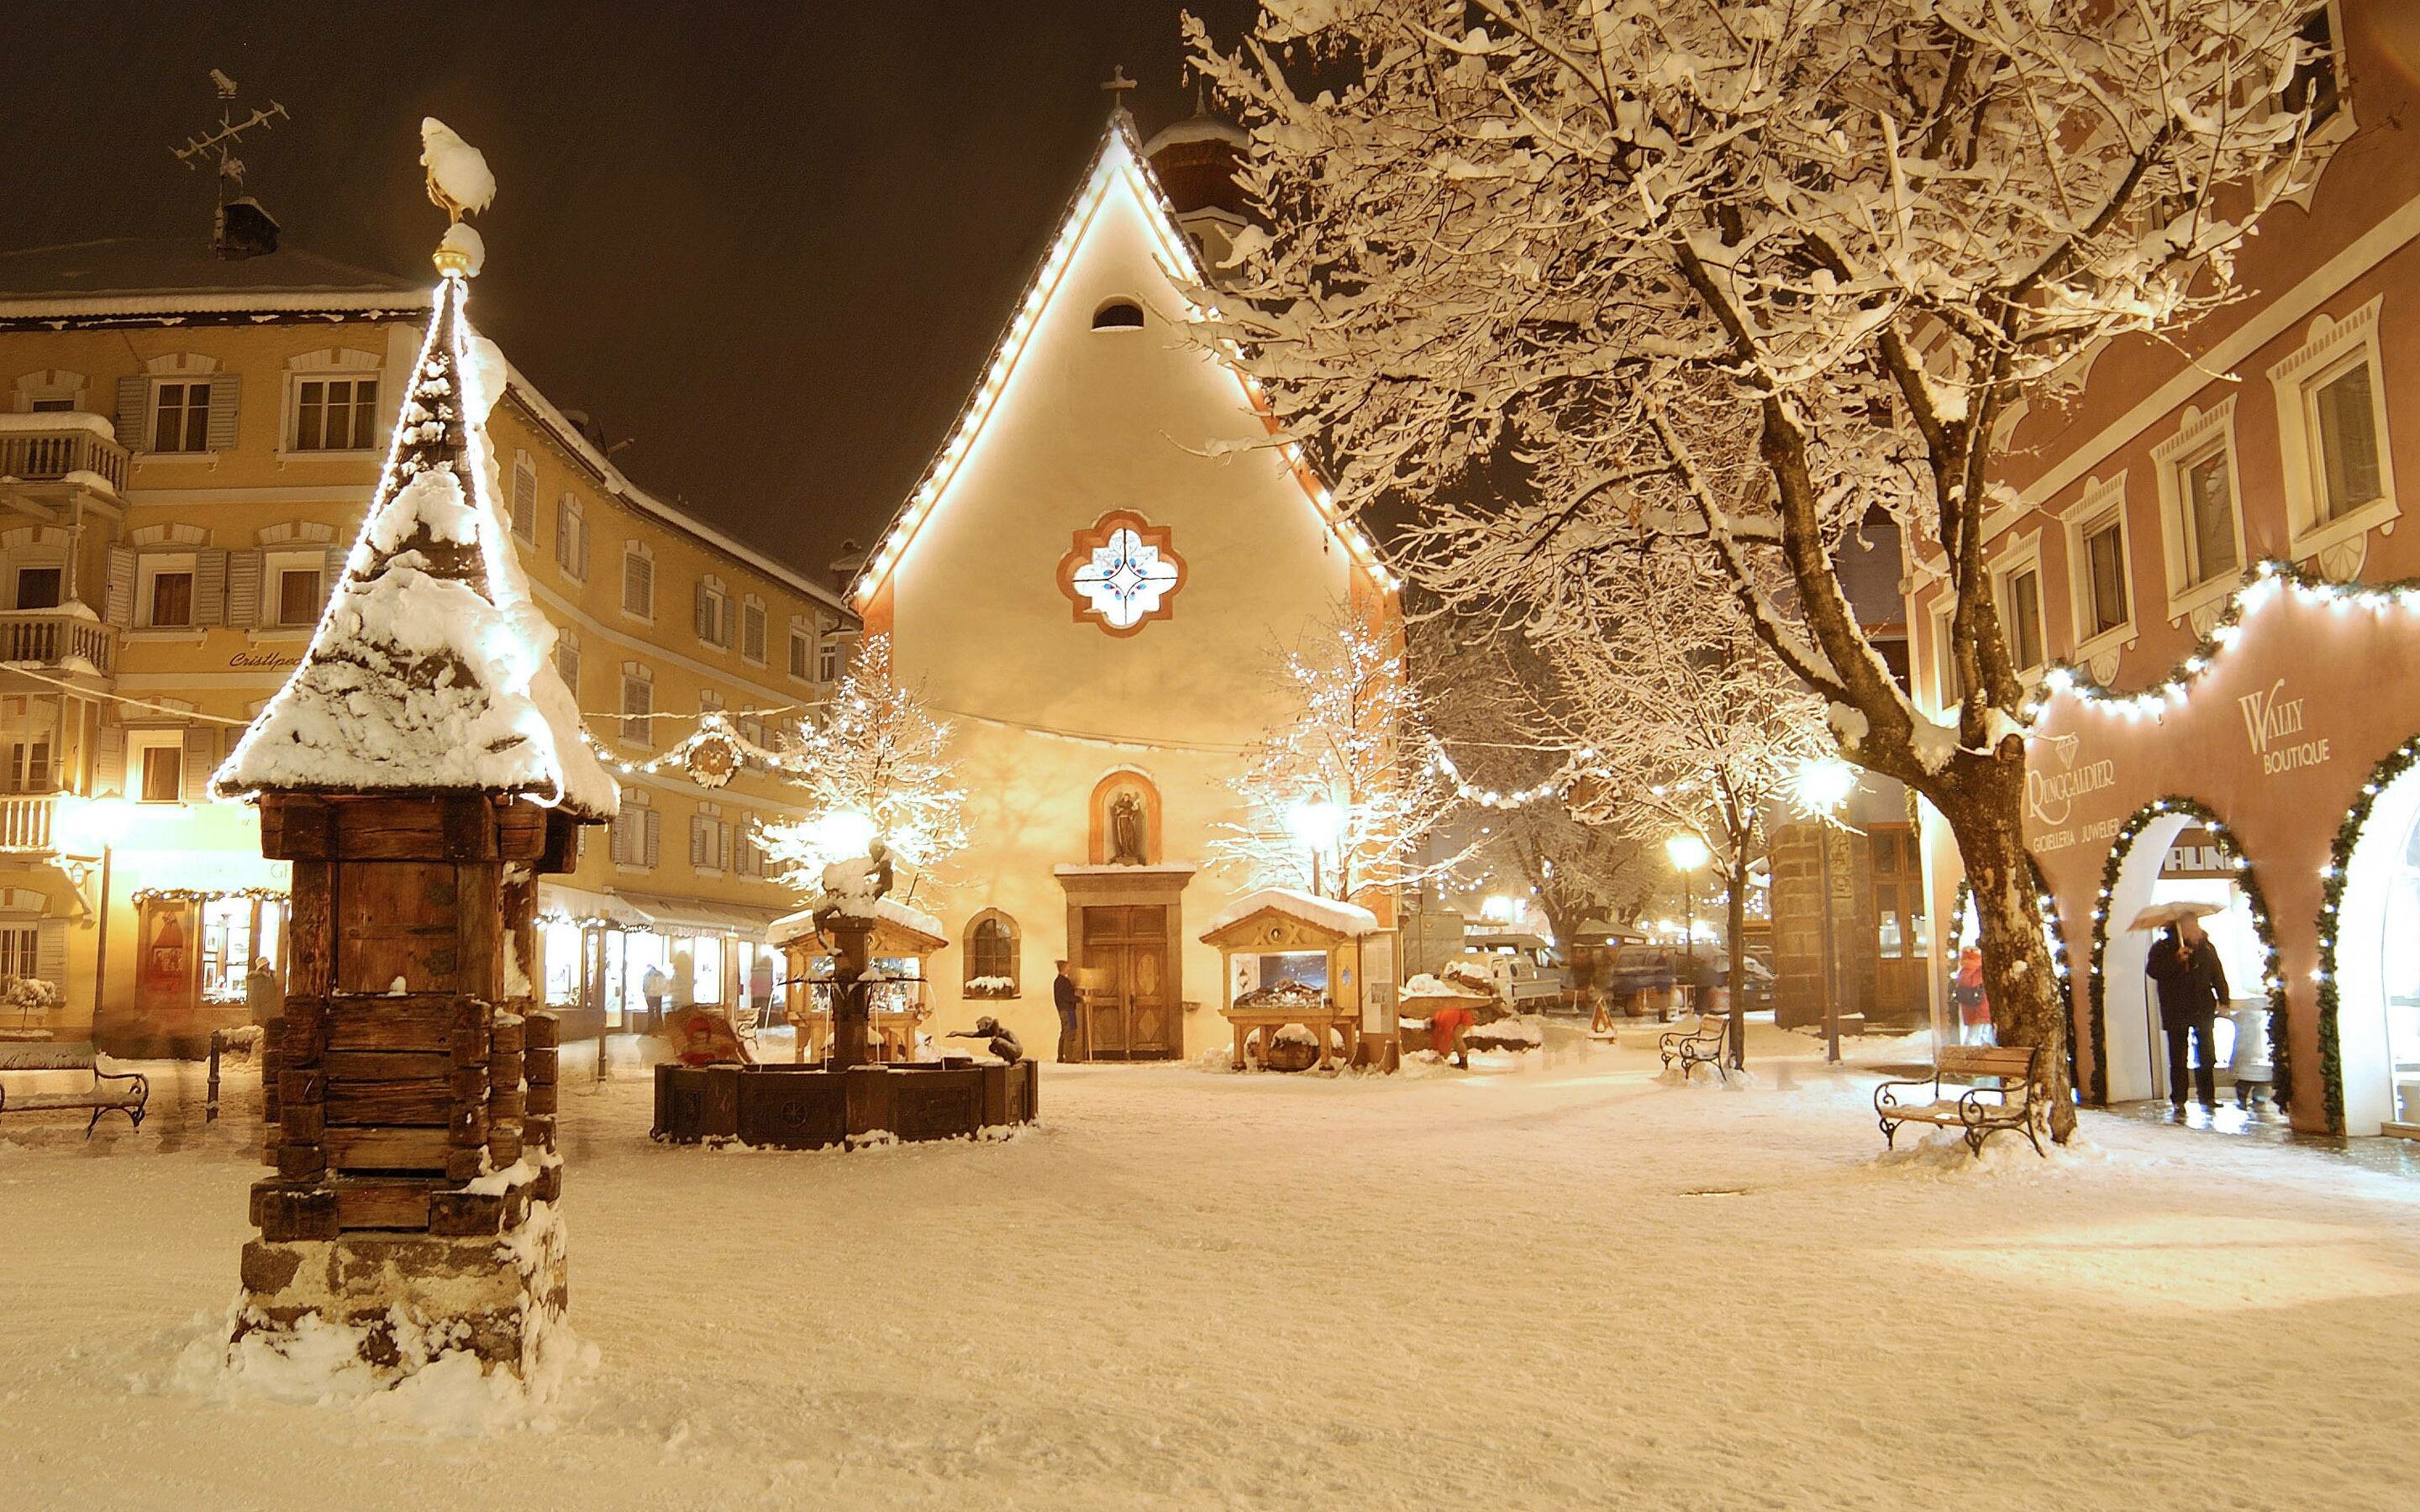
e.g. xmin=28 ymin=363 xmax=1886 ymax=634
xmin=1791 ymin=757 xmax=1861 ymax=1065
xmin=1664 ymin=832 xmax=1711 ymax=1019
xmin=1286 ymin=797 xmax=1344 ymax=898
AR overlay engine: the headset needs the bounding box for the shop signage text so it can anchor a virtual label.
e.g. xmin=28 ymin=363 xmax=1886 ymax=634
xmin=229 ymin=651 xmax=301 ymax=670
xmin=2025 ymin=746 xmax=2118 ymax=828
xmin=2238 ymin=679 xmax=2331 ymax=776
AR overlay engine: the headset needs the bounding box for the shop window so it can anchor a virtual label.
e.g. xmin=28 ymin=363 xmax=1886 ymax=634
xmin=692 ymin=935 xmax=723 ymax=1004
xmin=965 ymin=911 xmax=1020 ymax=996
xmin=13 ymin=566 xmax=60 ymax=611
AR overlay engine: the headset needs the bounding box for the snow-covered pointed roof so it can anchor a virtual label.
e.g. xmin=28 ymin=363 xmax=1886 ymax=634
xmin=847 ymin=112 xmax=1396 ymax=609
xmin=1203 ymin=887 xmax=1382 ymax=942
xmin=217 ymin=269 xmax=616 ymax=820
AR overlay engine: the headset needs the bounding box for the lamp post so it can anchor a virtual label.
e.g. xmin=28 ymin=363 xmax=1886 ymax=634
xmin=1664 ymin=833 xmax=1711 ymax=1018
xmin=1791 ymin=757 xmax=1861 ymax=1065
xmin=1286 ymin=797 xmax=1344 ymax=898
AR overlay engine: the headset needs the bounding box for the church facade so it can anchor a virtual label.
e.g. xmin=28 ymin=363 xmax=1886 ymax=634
xmin=849 ymin=113 xmax=1401 ymax=1061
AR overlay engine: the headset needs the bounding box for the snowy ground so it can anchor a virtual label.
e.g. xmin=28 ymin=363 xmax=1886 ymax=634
xmin=6 ymin=1019 xmax=2420 ymax=1509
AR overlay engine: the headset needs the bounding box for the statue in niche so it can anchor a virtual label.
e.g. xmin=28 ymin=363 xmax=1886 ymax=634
xmin=1109 ymin=790 xmax=1148 ymax=865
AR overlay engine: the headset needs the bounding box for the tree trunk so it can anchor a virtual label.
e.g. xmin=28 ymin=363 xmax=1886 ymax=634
xmin=1726 ymin=855 xmax=1749 ymax=1071
xmin=1928 ymin=756 xmax=2076 ymax=1142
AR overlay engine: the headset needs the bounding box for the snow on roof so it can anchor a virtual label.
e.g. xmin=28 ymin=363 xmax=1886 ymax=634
xmin=217 ymin=272 xmax=615 ymax=820
xmin=847 ymin=113 xmax=1394 ymax=610
xmin=1143 ymin=115 xmax=1249 ymax=154
xmin=1205 ymin=887 xmax=1382 ymax=941
xmin=0 ymin=239 xmax=429 ymax=321
xmin=770 ymin=895 xmax=947 ymax=949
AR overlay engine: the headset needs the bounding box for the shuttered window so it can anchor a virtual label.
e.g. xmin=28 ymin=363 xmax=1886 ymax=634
xmin=293 ymin=377 xmax=378 ymax=451
xmin=741 ymin=601 xmax=766 ymax=663
xmin=620 ymin=669 xmax=653 ymax=745
xmin=788 ymin=628 xmax=810 ymax=680
xmin=555 ymin=496 xmax=588 ymax=579
xmin=150 ymin=571 xmax=194 ymax=627
xmin=152 ymin=381 xmax=212 ymax=453
xmin=555 ymin=632 xmax=580 ymax=694
xmin=622 ymin=549 xmax=654 ymax=618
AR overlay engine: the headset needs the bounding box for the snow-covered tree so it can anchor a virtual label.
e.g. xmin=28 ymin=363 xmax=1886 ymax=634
xmin=1414 ymin=615 xmax=1652 ymax=954
xmin=1213 ymin=602 xmax=1465 ymax=900
xmin=757 ymin=635 xmax=967 ymax=893
xmin=1189 ymin=0 xmax=2323 ymax=1137
xmin=1544 ymin=544 xmax=1832 ymax=1065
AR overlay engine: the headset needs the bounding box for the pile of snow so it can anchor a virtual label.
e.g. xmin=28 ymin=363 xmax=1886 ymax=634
xmin=1467 ymin=1015 xmax=1544 ymax=1047
xmin=419 ymin=118 xmax=496 ymax=215
xmin=1400 ymin=973 xmax=1489 ymax=1001
xmin=1203 ymin=886 xmax=1380 ymax=939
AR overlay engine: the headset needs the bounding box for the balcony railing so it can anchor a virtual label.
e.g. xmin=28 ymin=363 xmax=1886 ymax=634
xmin=0 ymin=417 xmax=129 ymax=495
xmin=0 ymin=794 xmax=55 ymax=853
xmin=0 ymin=610 xmax=117 ymax=675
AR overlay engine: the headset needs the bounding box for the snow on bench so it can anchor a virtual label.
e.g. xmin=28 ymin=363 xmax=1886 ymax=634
xmin=0 ymin=1042 xmax=148 ymax=1136
xmin=1874 ymin=1045 xmax=2044 ymax=1158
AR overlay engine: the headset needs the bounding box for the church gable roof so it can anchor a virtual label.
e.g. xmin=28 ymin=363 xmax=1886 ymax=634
xmin=850 ymin=113 xmax=1392 ymax=610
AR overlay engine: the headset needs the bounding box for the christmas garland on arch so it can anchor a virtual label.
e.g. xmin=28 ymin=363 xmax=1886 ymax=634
xmin=1947 ymin=860 xmax=2075 ymax=1091
xmin=2085 ymin=798 xmax=2290 ymax=1116
xmin=2313 ymin=735 xmax=2420 ymax=1137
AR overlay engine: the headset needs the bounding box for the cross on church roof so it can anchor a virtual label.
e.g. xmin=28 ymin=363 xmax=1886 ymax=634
xmin=1101 ymin=66 xmax=1138 ymax=113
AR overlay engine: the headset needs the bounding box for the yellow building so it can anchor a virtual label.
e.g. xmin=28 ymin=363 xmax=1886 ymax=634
xmin=0 ymin=238 xmax=851 ymax=1053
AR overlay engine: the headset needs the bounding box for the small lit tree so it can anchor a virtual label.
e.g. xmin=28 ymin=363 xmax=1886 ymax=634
xmin=758 ymin=635 xmax=967 ymax=893
xmin=1213 ymin=602 xmax=1464 ymax=900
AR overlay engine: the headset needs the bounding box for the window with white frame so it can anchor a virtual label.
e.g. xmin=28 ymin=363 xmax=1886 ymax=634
xmin=817 ymin=636 xmax=839 ymax=683
xmin=740 ymin=598 xmax=766 ymax=664
xmin=292 ymin=375 xmax=379 ymax=452
xmin=126 ymin=729 xmax=185 ymax=804
xmin=693 ymin=577 xmax=729 ymax=648
xmin=1996 ymin=555 xmax=2045 ymax=674
xmin=689 ymin=809 xmax=730 ymax=873
xmin=787 ymin=625 xmax=812 ymax=681
xmin=555 ymin=494 xmax=588 ymax=579
xmin=137 ymin=553 xmax=197 ymax=628
xmin=4 ymin=737 xmax=52 ymax=794
xmin=622 ymin=544 xmax=655 ymax=620
xmin=2280 ymin=3 xmax=2343 ymax=125
xmin=2065 ymin=478 xmax=2132 ymax=648
xmin=610 ymin=789 xmax=659 ymax=868
xmin=2149 ymin=398 xmax=2248 ymax=620
xmin=511 ymin=454 xmax=538 ymax=544
xmin=150 ymin=381 xmax=213 ymax=454
xmin=2269 ymin=297 xmax=2397 ymax=554
xmin=12 ymin=564 xmax=60 ymax=611
xmin=620 ymin=664 xmax=655 ymax=745
xmin=262 ymin=549 xmax=326 ymax=628
xmin=732 ymin=821 xmax=763 ymax=879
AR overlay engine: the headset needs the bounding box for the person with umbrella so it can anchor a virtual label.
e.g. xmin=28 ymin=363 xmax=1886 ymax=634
xmin=2139 ymin=903 xmax=2230 ymax=1113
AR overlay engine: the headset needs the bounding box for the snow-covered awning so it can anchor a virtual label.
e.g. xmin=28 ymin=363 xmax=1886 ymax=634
xmin=1202 ymin=887 xmax=1381 ymax=942
xmin=614 ymin=890 xmax=788 ymax=939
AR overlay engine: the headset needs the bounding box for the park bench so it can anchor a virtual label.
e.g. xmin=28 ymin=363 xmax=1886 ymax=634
xmin=0 ymin=1041 xmax=149 ymax=1136
xmin=1874 ymin=1044 xmax=2044 ymax=1158
xmin=1659 ymin=1014 xmax=1728 ymax=1083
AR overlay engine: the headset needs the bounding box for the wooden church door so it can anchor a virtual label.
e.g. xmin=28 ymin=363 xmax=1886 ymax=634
xmin=1081 ymin=905 xmax=1174 ymax=1061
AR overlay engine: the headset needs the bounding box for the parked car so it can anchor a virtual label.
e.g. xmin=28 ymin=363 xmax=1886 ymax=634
xmin=1454 ymin=935 xmax=1570 ymax=1009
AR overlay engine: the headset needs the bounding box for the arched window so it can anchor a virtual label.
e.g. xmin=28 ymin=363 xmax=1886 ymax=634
xmin=1092 ymin=298 xmax=1145 ymax=331
xmin=965 ymin=910 xmax=1020 ymax=997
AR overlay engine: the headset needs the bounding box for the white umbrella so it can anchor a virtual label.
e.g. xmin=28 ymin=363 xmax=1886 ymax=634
xmin=2127 ymin=900 xmax=2226 ymax=932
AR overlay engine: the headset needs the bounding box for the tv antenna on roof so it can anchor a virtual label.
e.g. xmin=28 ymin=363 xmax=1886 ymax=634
xmin=174 ymin=71 xmax=292 ymax=259
xmin=173 ymin=69 xmax=291 ymax=190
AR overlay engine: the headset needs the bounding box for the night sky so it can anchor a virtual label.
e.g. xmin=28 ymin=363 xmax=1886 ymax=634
xmin=1 ymin=1 xmax=1260 ymax=577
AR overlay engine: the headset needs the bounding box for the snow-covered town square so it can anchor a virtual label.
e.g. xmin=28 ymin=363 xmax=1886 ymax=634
xmin=8 ymin=3 xmax=2420 ymax=1508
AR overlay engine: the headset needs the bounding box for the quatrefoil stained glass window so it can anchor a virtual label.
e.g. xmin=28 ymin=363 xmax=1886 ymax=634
xmin=1056 ymin=511 xmax=1186 ymax=636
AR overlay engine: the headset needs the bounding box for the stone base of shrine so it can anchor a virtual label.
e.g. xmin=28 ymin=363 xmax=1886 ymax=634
xmin=651 ymin=1058 xmax=1039 ymax=1147
xmin=234 ymin=1173 xmax=566 ymax=1378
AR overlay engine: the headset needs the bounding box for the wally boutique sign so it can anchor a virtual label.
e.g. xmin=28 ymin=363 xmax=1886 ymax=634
xmin=2236 ymin=678 xmax=2332 ymax=776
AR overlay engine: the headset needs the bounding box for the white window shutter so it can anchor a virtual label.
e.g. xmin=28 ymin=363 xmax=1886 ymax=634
xmin=206 ymin=375 xmax=239 ymax=452
xmin=644 ymin=809 xmax=660 ymax=868
xmin=324 ymin=544 xmax=350 ymax=595
xmin=103 ymin=545 xmax=135 ymax=627
xmin=195 ymin=548 xmax=228 ymax=627
xmin=35 ymin=919 xmax=66 ymax=985
xmin=96 ymin=724 xmax=124 ymax=796
xmin=182 ymin=727 xmax=215 ymax=802
xmin=512 ymin=459 xmax=537 ymax=543
xmin=227 ymin=550 xmax=263 ymax=627
xmin=114 ymin=378 xmax=148 ymax=449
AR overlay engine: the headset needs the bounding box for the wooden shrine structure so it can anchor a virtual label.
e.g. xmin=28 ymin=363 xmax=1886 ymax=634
xmin=1204 ymin=888 xmax=1397 ymax=1073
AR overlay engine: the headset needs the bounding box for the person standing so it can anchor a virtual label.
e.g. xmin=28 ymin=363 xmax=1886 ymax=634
xmin=2145 ymin=916 xmax=2230 ymax=1112
xmin=1952 ymin=947 xmax=1991 ymax=1047
xmin=640 ymin=961 xmax=671 ymax=1032
xmin=244 ymin=955 xmax=282 ymax=1029
xmin=1053 ymin=958 xmax=1081 ymax=1063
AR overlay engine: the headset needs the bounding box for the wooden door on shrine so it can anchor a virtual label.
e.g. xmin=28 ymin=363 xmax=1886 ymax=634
xmin=1081 ymin=905 xmax=1174 ymax=1061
